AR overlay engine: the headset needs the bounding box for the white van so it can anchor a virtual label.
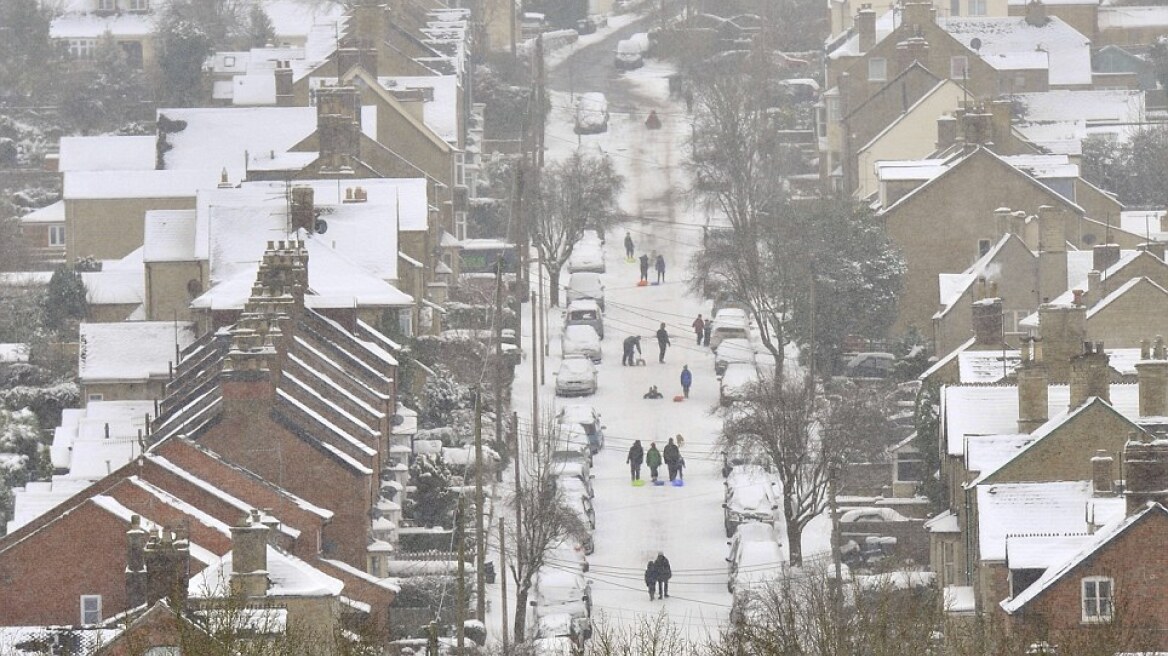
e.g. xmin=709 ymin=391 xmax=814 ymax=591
xmin=614 ymin=39 xmax=643 ymax=70
xmin=574 ymin=92 xmax=609 ymax=134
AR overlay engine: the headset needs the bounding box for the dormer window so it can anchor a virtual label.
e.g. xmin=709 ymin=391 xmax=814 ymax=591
xmin=868 ymin=57 xmax=887 ymax=82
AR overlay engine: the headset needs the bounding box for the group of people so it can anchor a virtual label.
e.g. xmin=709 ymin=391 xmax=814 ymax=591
xmin=644 ymin=552 xmax=673 ymax=600
xmin=622 ymin=323 xmax=672 ymax=365
xmin=626 ymin=232 xmax=666 ymax=284
xmin=691 ymin=314 xmax=712 ymax=346
xmin=626 ymin=436 xmax=685 ymax=483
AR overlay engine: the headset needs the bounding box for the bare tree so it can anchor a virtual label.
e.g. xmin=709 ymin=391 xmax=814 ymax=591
xmin=583 ymin=611 xmax=710 ymax=656
xmin=505 ymin=418 xmax=591 ymax=642
xmin=528 ymin=150 xmax=624 ymax=306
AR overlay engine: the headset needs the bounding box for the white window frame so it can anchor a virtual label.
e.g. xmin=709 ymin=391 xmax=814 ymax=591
xmin=454 ymin=211 xmax=468 ymax=241
xmin=68 ymin=39 xmax=97 ymax=60
xmin=454 ymin=152 xmax=466 ymax=187
xmin=48 ymin=225 xmax=66 ymax=246
xmin=950 ymin=56 xmax=969 ymax=80
xmin=97 ymin=0 xmax=116 ymax=10
xmin=1081 ymin=576 xmax=1114 ymax=622
xmin=87 ymin=393 xmax=104 ymax=403
xmin=127 ymin=0 xmax=149 ymax=11
xmin=826 ymin=96 xmax=841 ymax=123
xmin=868 ymin=57 xmax=888 ymax=82
xmin=80 ymin=595 xmax=102 ymax=625
xmin=968 ymin=0 xmax=987 ymax=15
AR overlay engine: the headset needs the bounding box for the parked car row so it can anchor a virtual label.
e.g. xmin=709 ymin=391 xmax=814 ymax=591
xmin=721 ymin=425 xmax=785 ymax=594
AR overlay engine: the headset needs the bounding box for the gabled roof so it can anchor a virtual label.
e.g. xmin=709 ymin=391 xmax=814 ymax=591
xmin=1087 ymin=276 xmax=1168 ymax=319
xmin=190 ymin=544 xmax=345 ymax=598
xmin=78 ymin=321 xmax=198 ymax=383
xmin=939 ymin=16 xmax=1092 ymax=87
xmin=340 ymin=66 xmax=454 ymax=153
xmin=935 ymin=233 xmax=1030 ymax=315
xmin=845 ymin=61 xmax=941 ymax=122
xmin=1021 ymin=250 xmax=1168 ymax=325
xmin=975 ymin=480 xmax=1125 ymax=561
xmin=1002 ymin=503 xmax=1168 ymax=613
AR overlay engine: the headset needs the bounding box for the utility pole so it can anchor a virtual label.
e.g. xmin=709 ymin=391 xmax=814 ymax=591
xmin=499 ymin=518 xmax=510 ymax=652
xmin=535 ymin=35 xmax=545 ymax=168
xmin=530 ymin=257 xmax=540 ymax=444
xmin=456 ymin=494 xmax=466 ymax=653
xmin=493 ymin=257 xmax=505 ymax=449
xmin=510 ymin=411 xmax=524 ymax=590
xmin=474 ymin=389 xmax=486 ymax=622
xmin=537 ymin=258 xmax=546 ymax=385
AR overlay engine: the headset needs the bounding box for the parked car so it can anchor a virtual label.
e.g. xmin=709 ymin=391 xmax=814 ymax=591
xmin=709 ymin=308 xmax=750 ymax=350
xmin=564 ymin=299 xmax=604 ymax=339
xmin=614 ymin=39 xmax=643 ymax=69
xmin=726 ymin=521 xmax=782 ymax=580
xmin=561 ymin=324 xmax=602 ymax=363
xmin=721 ymin=440 xmax=770 ymax=478
xmin=719 ymin=362 xmax=760 ymax=405
xmin=844 ymin=352 xmax=896 ymax=379
xmin=535 ymin=568 xmax=592 ymax=619
xmin=714 ymin=337 xmax=756 ymax=376
xmin=555 ymin=355 xmax=598 ymax=397
xmin=724 ymin=464 xmax=778 ymax=495
xmin=574 ymin=92 xmax=609 ymax=135
xmin=575 ymin=17 xmax=597 ymax=34
xmin=728 ymin=539 xmax=785 ymax=593
xmin=556 ymin=470 xmax=595 ymax=500
xmin=566 ymin=272 xmax=605 ymax=311
xmin=552 ymin=431 xmax=592 ymax=480
xmin=724 ymin=477 xmax=781 ymax=537
xmin=536 ymin=613 xmax=587 ymax=652
xmin=556 ymin=404 xmax=606 ymax=454
xmin=568 ymin=239 xmax=606 ymax=273
xmin=548 ymin=537 xmax=589 ymax=573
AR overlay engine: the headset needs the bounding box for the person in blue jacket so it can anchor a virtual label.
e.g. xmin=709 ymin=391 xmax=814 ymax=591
xmin=680 ymin=364 xmax=692 ymax=398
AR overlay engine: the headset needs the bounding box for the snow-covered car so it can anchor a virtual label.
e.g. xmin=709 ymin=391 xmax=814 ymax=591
xmin=723 ymin=478 xmax=780 ymax=537
xmin=568 ymin=240 xmax=606 ymax=273
xmin=614 ymin=38 xmax=643 ymax=69
xmin=719 ymin=362 xmax=760 ymax=406
xmin=554 ymin=422 xmax=593 ymax=459
xmin=556 ymin=403 xmax=606 ymax=454
xmin=724 ymin=464 xmax=778 ymax=495
xmin=709 ymin=309 xmax=750 ymax=350
xmin=714 ymin=337 xmax=756 ymax=376
xmin=727 ymin=521 xmax=782 ymax=578
xmin=845 ymin=352 xmax=896 ymax=379
xmin=574 ymin=92 xmax=609 ymax=135
xmin=564 ymin=299 xmax=604 ymax=340
xmin=555 ymin=355 xmax=598 ymax=397
xmin=721 ymin=439 xmax=770 ymax=477
xmin=554 ymin=461 xmax=595 ymax=499
xmin=839 ymin=507 xmax=910 ymax=524
xmin=551 ymin=434 xmax=592 ymax=481
xmin=549 ymin=537 xmax=590 ymax=573
xmin=535 ymin=568 xmax=592 ymax=619
xmin=566 ymin=272 xmax=605 ymax=311
xmin=561 ymin=324 xmax=602 ymax=363
xmin=728 ymin=539 xmax=785 ymax=592
xmin=537 ymin=613 xmax=588 ymax=652
xmin=533 ymin=637 xmax=576 ymax=656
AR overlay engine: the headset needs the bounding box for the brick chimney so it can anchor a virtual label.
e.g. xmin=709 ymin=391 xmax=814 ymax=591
xmin=937 ymin=114 xmax=957 ymax=151
xmin=1138 ymin=336 xmax=1168 ymax=418
xmin=989 ymin=100 xmax=1012 ymax=145
xmin=316 ymin=84 xmax=362 ymax=175
xmin=230 ymin=510 xmax=271 ymax=598
xmin=1085 ymin=269 xmax=1102 ymax=307
xmin=126 ymin=515 xmax=148 ymax=608
xmin=1092 ymin=450 xmax=1115 ymax=497
xmin=1139 ymin=242 xmax=1167 ymax=261
xmin=337 ymin=37 xmax=378 ymax=78
xmin=1038 ymin=205 xmax=1069 ymax=304
xmin=902 ymin=2 xmax=935 ymax=30
xmin=972 ymin=296 xmax=1004 ymax=347
xmin=144 ymin=527 xmax=191 ymax=609
xmin=856 ymin=5 xmax=876 ymax=52
xmin=1124 ymin=433 xmax=1168 ymax=515
xmin=1093 ymin=243 xmax=1121 ymax=273
xmin=1038 ymin=302 xmax=1086 ymax=382
xmin=274 ymin=61 xmax=293 ymax=107
xmin=351 ymin=0 xmax=389 ymax=47
xmin=290 ymin=186 xmax=315 ymax=233
xmin=1017 ymin=337 xmax=1049 ymax=433
xmin=1069 ymin=341 xmax=1110 ymax=409
xmin=896 ymin=36 xmax=929 ymax=73
xmin=1025 ymin=0 xmax=1049 ymax=26
xmin=960 ymin=104 xmax=993 ymax=146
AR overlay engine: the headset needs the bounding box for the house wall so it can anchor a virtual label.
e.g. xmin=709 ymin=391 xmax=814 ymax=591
xmin=89 ymin=303 xmax=141 ymax=323
xmin=977 ymin=560 xmax=1011 ymax=615
xmin=933 ymin=240 xmax=1038 ymax=354
xmin=1087 ymin=284 xmax=1168 ymax=348
xmin=81 ymin=380 xmax=167 ymax=404
xmin=66 ymin=197 xmax=195 ymax=263
xmin=856 ymin=82 xmax=967 ymax=198
xmin=984 ymin=403 xmax=1129 ymax=484
xmin=280 ymin=596 xmax=342 ymax=651
xmin=1008 ymin=512 xmax=1168 ymax=646
xmin=146 ymin=260 xmax=207 ymax=322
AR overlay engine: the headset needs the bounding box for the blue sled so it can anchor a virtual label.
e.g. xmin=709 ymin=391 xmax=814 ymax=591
xmin=652 ymin=480 xmax=666 ymax=486
xmin=671 ymin=479 xmax=685 ymax=487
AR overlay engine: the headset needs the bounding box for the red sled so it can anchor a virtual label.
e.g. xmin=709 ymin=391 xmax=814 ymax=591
xmin=673 ymin=395 xmax=685 ymax=402
xmin=637 ymin=280 xmax=649 ymax=287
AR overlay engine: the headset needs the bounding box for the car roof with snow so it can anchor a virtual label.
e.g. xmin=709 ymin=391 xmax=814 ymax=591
xmin=558 ymin=404 xmax=599 ymax=423
xmin=567 ymin=299 xmax=600 ymax=312
xmin=737 ymin=539 xmax=784 ymax=566
xmin=563 ymin=324 xmax=600 ymax=340
xmin=721 ymin=362 xmax=761 ymax=386
xmin=727 ymin=481 xmax=777 ymax=512
xmin=733 ymin=521 xmax=778 ymax=543
xmin=559 ymin=356 xmax=595 ymax=374
xmin=715 ymin=338 xmax=756 ymax=360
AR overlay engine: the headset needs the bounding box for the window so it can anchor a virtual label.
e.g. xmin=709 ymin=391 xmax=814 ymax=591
xmin=1014 ymin=74 xmax=1027 ymax=89
xmin=868 ymin=57 xmax=887 ymax=82
xmin=127 ymin=0 xmax=149 ymax=10
xmin=950 ymin=0 xmax=960 ymax=15
xmin=978 ymin=238 xmax=992 ymax=257
xmin=67 ymin=39 xmax=97 ymax=60
xmin=941 ymin=542 xmax=957 ymax=585
xmin=80 ymin=595 xmax=102 ymax=625
xmin=1082 ymin=577 xmax=1114 ymax=622
xmin=97 ymin=0 xmax=116 ymax=10
xmin=826 ymin=96 xmax=841 ymax=123
xmin=119 ymin=41 xmax=143 ymax=68
xmin=454 ymin=152 xmax=466 ymax=187
xmin=49 ymin=225 xmax=66 ymax=246
xmin=816 ymin=105 xmax=827 ymax=137
xmin=896 ymin=451 xmax=924 ymax=482
xmin=950 ymin=56 xmax=969 ymax=79
xmin=87 ymin=393 xmax=104 ymax=403
xmin=969 ymin=0 xmax=987 ymax=15
xmin=454 ymin=211 xmax=467 ymax=241
xmin=223 ymin=55 xmax=236 ymax=68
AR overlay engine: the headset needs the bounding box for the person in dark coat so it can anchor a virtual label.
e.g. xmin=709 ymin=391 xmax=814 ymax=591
xmin=654 ymin=552 xmax=672 ymax=598
xmin=655 ymin=254 xmax=666 ymax=283
xmin=638 ymin=254 xmax=650 ymax=282
xmin=645 ymin=560 xmax=658 ymax=600
xmin=663 ymin=437 xmax=681 ymax=481
xmin=703 ymin=321 xmax=712 ymax=346
xmin=627 ymin=440 xmax=644 ymax=481
xmin=680 ymin=365 xmax=692 ymax=399
xmin=646 ymin=442 xmax=662 ymax=482
xmin=643 ymin=385 xmax=663 ymax=399
xmin=656 ymin=323 xmax=671 ymax=363
xmin=692 ymin=315 xmax=704 ymax=344
xmin=622 ymin=335 xmax=642 ymax=366
xmin=624 ymin=232 xmax=635 ymax=260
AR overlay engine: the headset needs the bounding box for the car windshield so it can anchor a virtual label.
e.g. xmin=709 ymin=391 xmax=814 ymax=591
xmin=561 ymin=358 xmax=592 ymax=374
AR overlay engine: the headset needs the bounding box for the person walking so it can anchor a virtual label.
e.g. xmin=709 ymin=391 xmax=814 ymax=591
xmin=703 ymin=321 xmax=712 ymax=347
xmin=622 ymin=335 xmax=642 ymax=366
xmin=677 ymin=455 xmax=686 ymax=480
xmin=656 ymin=323 xmax=671 ymax=363
xmin=638 ymin=254 xmax=650 ymax=282
xmin=624 ymin=232 xmax=635 ymax=261
xmin=655 ymin=254 xmax=666 ymax=283
xmin=663 ymin=437 xmax=681 ymax=481
xmin=646 ymin=442 xmax=662 ymax=482
xmin=692 ymin=315 xmax=704 ymax=344
xmin=644 ymin=560 xmax=658 ymax=600
xmin=680 ymin=365 xmax=692 ymax=399
xmin=654 ymin=552 xmax=672 ymax=598
xmin=627 ymin=440 xmax=644 ymax=482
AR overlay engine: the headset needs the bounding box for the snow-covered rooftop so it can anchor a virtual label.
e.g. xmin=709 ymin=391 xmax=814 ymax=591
xmin=1098 ymin=5 xmax=1168 ymax=30
xmin=976 ymin=480 xmax=1124 ymax=561
xmin=939 ymin=16 xmax=1092 ymax=87
xmin=379 ymin=74 xmax=460 ymax=145
xmin=143 ymin=210 xmax=198 ymax=262
xmin=964 ymin=433 xmax=1037 ymax=475
xmin=59 ymin=136 xmax=156 ymax=172
xmin=78 ymin=321 xmax=197 ymax=383
xmin=191 ymin=544 xmax=345 ymax=598
xmin=50 ymin=12 xmax=154 ymax=39
xmin=1013 ymin=90 xmax=1145 ymax=156
xmin=157 ymin=107 xmax=318 ymax=171
xmin=19 ymin=200 xmax=64 ymax=225
xmin=81 ymin=268 xmax=144 ymax=306
xmin=64 ymin=168 xmax=232 ymax=200
xmin=958 ymin=350 xmax=1022 ymax=383
xmin=1004 ymin=534 xmax=1092 ymax=570
xmin=827 ymin=8 xmax=897 ymax=59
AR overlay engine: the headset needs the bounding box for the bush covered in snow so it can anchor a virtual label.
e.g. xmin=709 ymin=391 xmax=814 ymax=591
xmin=0 ymin=407 xmax=47 ymax=534
xmin=418 ymin=365 xmax=474 ymax=430
xmin=1 ymin=382 xmax=79 ymax=429
xmin=403 ymin=453 xmax=458 ymax=528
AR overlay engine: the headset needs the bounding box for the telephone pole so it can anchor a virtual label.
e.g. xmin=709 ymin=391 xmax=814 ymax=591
xmin=474 ymin=389 xmax=486 ymax=622
xmin=499 ymin=519 xmax=510 ymax=652
xmin=456 ymin=494 xmax=466 ymax=653
xmin=493 ymin=257 xmax=505 ymax=450
xmin=535 ymin=35 xmax=546 ymax=168
xmin=537 ymin=259 xmax=546 ymax=385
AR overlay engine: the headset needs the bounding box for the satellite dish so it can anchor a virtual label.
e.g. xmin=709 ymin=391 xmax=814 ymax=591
xmin=970 ymin=37 xmax=982 ymax=51
xmin=391 ymin=414 xmax=405 ymax=427
xmin=314 ymin=219 xmax=329 ymax=234
xmin=186 ymin=279 xmax=203 ymax=298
